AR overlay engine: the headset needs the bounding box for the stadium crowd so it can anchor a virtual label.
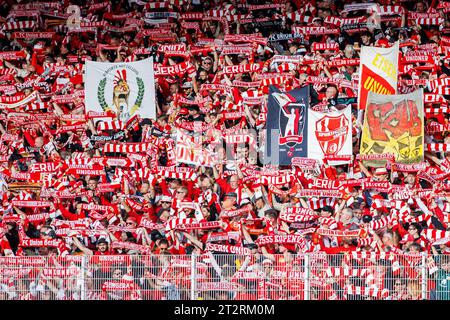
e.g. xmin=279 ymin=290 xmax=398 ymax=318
xmin=0 ymin=0 xmax=450 ymax=300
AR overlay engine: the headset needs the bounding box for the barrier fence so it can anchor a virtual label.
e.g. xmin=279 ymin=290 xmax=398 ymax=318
xmin=0 ymin=253 xmax=449 ymax=300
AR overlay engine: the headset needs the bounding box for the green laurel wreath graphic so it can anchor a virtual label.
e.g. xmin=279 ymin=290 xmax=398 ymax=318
xmin=130 ymin=77 xmax=145 ymax=116
xmin=97 ymin=77 xmax=145 ymax=115
xmin=97 ymin=78 xmax=109 ymax=111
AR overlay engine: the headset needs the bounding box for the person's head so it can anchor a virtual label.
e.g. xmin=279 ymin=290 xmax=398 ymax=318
xmin=344 ymin=44 xmax=355 ymax=58
xmin=35 ymin=136 xmax=44 ymax=148
xmin=97 ymin=238 xmax=109 ymax=253
xmin=176 ymin=186 xmax=188 ymax=200
xmin=262 ymin=259 xmax=274 ymax=274
xmin=373 ymin=168 xmax=389 ymax=181
xmin=235 ymin=144 xmax=249 ymax=162
xmin=87 ymin=178 xmax=98 ymax=191
xmin=228 ymin=174 xmax=239 ymax=189
xmin=320 ymin=205 xmax=334 ymax=217
xmin=345 ymin=65 xmax=356 ymax=75
xmin=120 ymin=231 xmax=128 ymax=241
xmin=352 ymin=207 xmax=363 ymax=219
xmin=187 ymin=105 xmax=200 ymax=116
xmin=325 ymin=85 xmax=338 ymax=100
xmin=169 ymin=83 xmax=180 ymax=95
xmin=440 ymin=256 xmax=450 ymax=272
xmin=313 ymin=17 xmax=323 ymax=26
xmin=415 ymin=1 xmax=426 ymax=13
xmin=201 ymin=56 xmax=213 ymax=71
xmin=157 ymin=209 xmax=170 ymax=223
xmin=340 ymin=208 xmax=353 ymax=224
xmin=264 ymin=209 xmax=278 ymax=224
xmin=361 ymin=32 xmax=372 ymax=45
xmin=382 ymin=231 xmax=394 ymax=246
xmin=341 ymin=237 xmax=356 ymax=247
xmin=393 ymin=278 xmax=408 ymax=292
xmin=408 ymin=223 xmax=421 ymax=237
xmin=288 ymin=42 xmax=298 ymax=55
xmin=408 ymin=242 xmax=421 ymax=253
xmin=168 ymin=178 xmax=182 ymax=190
xmin=159 ymin=196 xmax=172 ymax=209
xmin=157 ymin=115 xmax=168 ymax=127
xmin=60 ymin=44 xmax=69 ymax=55
xmin=112 ymin=267 xmax=123 ymax=279
xmin=5 ymin=222 xmax=16 ymax=232
xmin=222 ymin=192 xmax=237 ymax=210
xmin=209 ymin=23 xmax=217 ymax=34
xmin=182 ymin=81 xmax=193 ymax=93
xmin=199 ymin=175 xmax=213 ymax=191
xmin=206 ymin=111 xmax=218 ymax=124
xmin=198 ymin=69 xmax=209 ymax=83
xmin=158 ymin=238 xmax=169 ymax=252
xmin=56 ymin=55 xmax=66 ymax=64
xmin=126 ymin=217 xmax=138 ymax=229
xmin=255 ymin=196 xmax=265 ymax=209
xmin=140 ymin=182 xmax=150 ymax=194
xmin=404 ymin=173 xmax=415 ymax=185
xmin=40 ymin=226 xmax=56 ymax=239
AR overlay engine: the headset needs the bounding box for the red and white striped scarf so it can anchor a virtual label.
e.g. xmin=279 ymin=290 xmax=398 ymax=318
xmin=344 ymin=285 xmax=389 ymax=299
xmin=103 ymin=142 xmax=152 ymax=153
xmin=425 ymin=143 xmax=450 ymax=152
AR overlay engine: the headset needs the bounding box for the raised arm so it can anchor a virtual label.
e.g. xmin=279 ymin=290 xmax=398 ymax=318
xmin=71 ymin=236 xmax=94 ymax=255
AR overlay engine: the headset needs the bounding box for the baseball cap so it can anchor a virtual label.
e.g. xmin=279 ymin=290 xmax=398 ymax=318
xmin=97 ymin=238 xmax=109 ymax=245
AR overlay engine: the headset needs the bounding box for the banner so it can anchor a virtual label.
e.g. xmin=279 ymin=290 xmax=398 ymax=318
xmin=307 ymin=105 xmax=352 ymax=164
xmin=360 ymin=89 xmax=424 ymax=166
xmin=175 ymin=130 xmax=217 ymax=167
xmin=85 ymin=58 xmax=156 ymax=122
xmin=265 ymin=85 xmax=309 ymax=165
xmin=358 ymin=42 xmax=399 ymax=110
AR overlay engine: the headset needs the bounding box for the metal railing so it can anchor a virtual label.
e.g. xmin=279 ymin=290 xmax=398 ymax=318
xmin=0 ymin=253 xmax=449 ymax=300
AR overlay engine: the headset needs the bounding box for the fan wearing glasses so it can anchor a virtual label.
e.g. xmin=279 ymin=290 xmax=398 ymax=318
xmin=155 ymin=195 xmax=172 ymax=213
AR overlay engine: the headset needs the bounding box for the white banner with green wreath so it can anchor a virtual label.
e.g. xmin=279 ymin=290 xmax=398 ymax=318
xmin=85 ymin=57 xmax=156 ymax=121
